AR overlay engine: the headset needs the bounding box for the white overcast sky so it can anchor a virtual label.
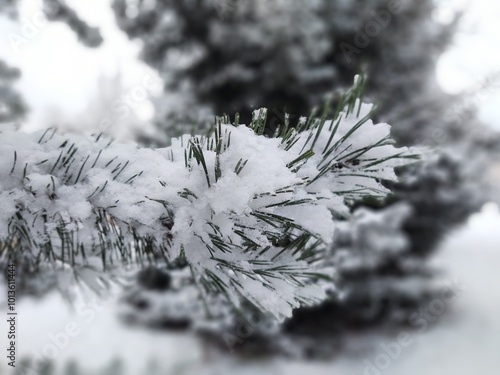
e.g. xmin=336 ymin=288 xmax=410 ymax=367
xmin=0 ymin=0 xmax=499 ymax=132
xmin=0 ymin=0 xmax=156 ymax=133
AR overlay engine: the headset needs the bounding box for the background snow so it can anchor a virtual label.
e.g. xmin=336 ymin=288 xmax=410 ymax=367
xmin=1 ymin=203 xmax=498 ymax=374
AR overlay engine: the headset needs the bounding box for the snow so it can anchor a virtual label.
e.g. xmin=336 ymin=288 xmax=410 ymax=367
xmin=2 ymin=203 xmax=499 ymax=374
xmin=0 ymin=98 xmax=412 ymax=319
xmin=289 ymin=101 xmax=412 ymax=210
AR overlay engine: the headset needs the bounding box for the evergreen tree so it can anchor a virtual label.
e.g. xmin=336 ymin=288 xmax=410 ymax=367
xmin=2 ymin=1 xmax=496 ymax=360
xmin=108 ymin=0 xmax=493 ymax=337
xmin=0 ymin=0 xmax=17 ymax=18
xmin=0 ymin=5 xmax=27 ymax=124
xmin=41 ymin=0 xmax=103 ymax=47
xmin=111 ymin=0 xmax=466 ymax=145
xmin=0 ymin=60 xmax=28 ymax=124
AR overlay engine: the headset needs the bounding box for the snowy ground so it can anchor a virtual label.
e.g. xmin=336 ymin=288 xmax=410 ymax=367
xmin=2 ymin=203 xmax=499 ymax=374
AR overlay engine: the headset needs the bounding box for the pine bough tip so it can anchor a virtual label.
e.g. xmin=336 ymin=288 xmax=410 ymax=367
xmin=0 ymin=78 xmax=418 ymax=319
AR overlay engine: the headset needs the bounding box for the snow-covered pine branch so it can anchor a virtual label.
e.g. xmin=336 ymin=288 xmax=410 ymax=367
xmin=0 ymin=77 xmax=416 ymax=319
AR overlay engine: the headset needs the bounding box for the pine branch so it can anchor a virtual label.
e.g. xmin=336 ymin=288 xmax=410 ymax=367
xmin=0 ymin=77 xmax=418 ymax=319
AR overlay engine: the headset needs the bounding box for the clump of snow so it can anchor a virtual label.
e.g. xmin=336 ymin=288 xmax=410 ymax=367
xmin=0 ymin=96 xmax=413 ymax=319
